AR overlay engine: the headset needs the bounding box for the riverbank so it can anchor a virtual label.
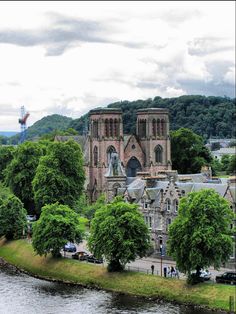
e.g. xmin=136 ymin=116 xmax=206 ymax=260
xmin=0 ymin=238 xmax=234 ymax=313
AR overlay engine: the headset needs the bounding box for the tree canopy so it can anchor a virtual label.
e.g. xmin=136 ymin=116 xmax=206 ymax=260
xmin=170 ymin=128 xmax=213 ymax=174
xmin=4 ymin=141 xmax=45 ymax=212
xmin=88 ymin=197 xmax=151 ymax=272
xmin=0 ymin=145 xmax=16 ymax=181
xmin=0 ymin=186 xmax=27 ymax=240
xmin=33 ymin=139 xmax=85 ymax=213
xmin=167 ymin=189 xmax=234 ymax=283
xmin=32 ymin=203 xmax=84 ymax=257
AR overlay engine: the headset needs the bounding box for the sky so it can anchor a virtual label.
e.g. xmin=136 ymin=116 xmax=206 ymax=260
xmin=0 ymin=1 xmax=235 ymax=132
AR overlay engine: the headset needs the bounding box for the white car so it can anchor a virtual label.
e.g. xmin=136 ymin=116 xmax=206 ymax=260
xmin=200 ymin=270 xmax=211 ymax=281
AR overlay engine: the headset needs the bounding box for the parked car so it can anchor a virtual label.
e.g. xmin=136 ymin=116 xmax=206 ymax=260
xmin=26 ymin=215 xmax=36 ymax=222
xmin=200 ymin=270 xmax=211 ymax=281
xmin=216 ymin=272 xmax=236 ymax=285
xmin=72 ymin=251 xmax=89 ymax=261
xmin=87 ymin=255 xmax=103 ymax=264
xmin=63 ymin=243 xmax=76 ymax=252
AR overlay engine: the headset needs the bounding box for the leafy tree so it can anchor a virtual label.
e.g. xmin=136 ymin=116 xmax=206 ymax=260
xmin=32 ymin=203 xmax=84 ymax=257
xmin=88 ymin=197 xmax=151 ymax=272
xmin=210 ymin=158 xmax=222 ymax=176
xmin=4 ymin=142 xmax=45 ymax=213
xmin=0 ymin=190 xmax=27 ymax=240
xmin=0 ymin=135 xmax=8 ymax=145
xmin=0 ymin=145 xmax=15 ymax=181
xmin=221 ymin=155 xmax=231 ymax=172
xmin=33 ymin=139 xmax=85 ymax=213
xmin=83 ymin=194 xmax=106 ymax=222
xmin=170 ymin=128 xmax=213 ymax=173
xmin=227 ymin=155 xmax=236 ymax=175
xmin=167 ymin=189 xmax=233 ymax=284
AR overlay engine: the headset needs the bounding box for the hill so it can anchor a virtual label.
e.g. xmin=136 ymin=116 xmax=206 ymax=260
xmin=70 ymin=95 xmax=235 ymax=139
xmin=9 ymin=114 xmax=72 ymax=144
xmin=0 ymin=131 xmax=19 ymax=137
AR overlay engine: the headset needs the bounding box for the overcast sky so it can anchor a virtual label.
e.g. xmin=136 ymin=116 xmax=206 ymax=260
xmin=0 ymin=1 xmax=235 ymax=131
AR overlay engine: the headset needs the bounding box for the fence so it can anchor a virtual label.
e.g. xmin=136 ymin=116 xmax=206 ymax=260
xmin=125 ymin=265 xmax=159 ymax=275
xmin=229 ymin=296 xmax=236 ymax=313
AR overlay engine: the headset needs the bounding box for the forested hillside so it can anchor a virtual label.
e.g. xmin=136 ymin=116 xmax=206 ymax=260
xmin=70 ymin=95 xmax=235 ymax=139
xmin=9 ymin=114 xmax=72 ymax=144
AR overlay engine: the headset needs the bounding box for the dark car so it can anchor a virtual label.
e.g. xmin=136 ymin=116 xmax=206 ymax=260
xmin=215 ymin=272 xmax=236 ymax=285
xmin=72 ymin=251 xmax=89 ymax=261
xmin=63 ymin=243 xmax=77 ymax=253
xmin=87 ymin=255 xmax=103 ymax=264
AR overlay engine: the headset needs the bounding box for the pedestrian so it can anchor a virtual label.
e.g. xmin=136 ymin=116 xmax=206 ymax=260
xmin=167 ymin=266 xmax=171 ymax=277
xmin=171 ymin=266 xmax=175 ymax=277
xmin=151 ymin=264 xmax=154 ymax=275
xmin=175 ymin=267 xmax=179 ymax=279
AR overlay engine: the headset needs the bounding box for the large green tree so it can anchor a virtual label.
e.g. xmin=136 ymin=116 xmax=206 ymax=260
xmin=167 ymin=189 xmax=233 ymax=283
xmin=227 ymin=155 xmax=236 ymax=175
xmin=170 ymin=128 xmax=213 ymax=174
xmin=32 ymin=203 xmax=84 ymax=257
xmin=4 ymin=142 xmax=45 ymax=212
xmin=33 ymin=139 xmax=85 ymax=213
xmin=0 ymin=189 xmax=27 ymax=240
xmin=0 ymin=145 xmax=15 ymax=181
xmin=88 ymin=197 xmax=151 ymax=272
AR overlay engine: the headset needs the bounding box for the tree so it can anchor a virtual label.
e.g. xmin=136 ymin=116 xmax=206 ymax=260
xmin=167 ymin=189 xmax=233 ymax=284
xmin=82 ymin=194 xmax=106 ymax=222
xmin=32 ymin=203 xmax=84 ymax=257
xmin=88 ymin=197 xmax=151 ymax=272
xmin=0 ymin=190 xmax=27 ymax=240
xmin=0 ymin=145 xmax=15 ymax=181
xmin=227 ymin=155 xmax=236 ymax=175
xmin=170 ymin=128 xmax=213 ymax=174
xmin=33 ymin=140 xmax=85 ymax=214
xmin=4 ymin=142 xmax=45 ymax=212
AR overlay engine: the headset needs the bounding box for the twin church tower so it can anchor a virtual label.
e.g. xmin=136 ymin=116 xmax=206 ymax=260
xmin=85 ymin=108 xmax=172 ymax=201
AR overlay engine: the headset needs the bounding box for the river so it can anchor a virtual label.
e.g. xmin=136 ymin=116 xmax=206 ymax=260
xmin=0 ymin=267 xmax=225 ymax=314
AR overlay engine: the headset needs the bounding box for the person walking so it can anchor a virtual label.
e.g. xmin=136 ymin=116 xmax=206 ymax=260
xmin=151 ymin=264 xmax=154 ymax=275
xmin=171 ymin=266 xmax=175 ymax=277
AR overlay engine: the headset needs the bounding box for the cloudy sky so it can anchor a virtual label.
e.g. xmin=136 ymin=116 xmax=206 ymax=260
xmin=0 ymin=1 xmax=235 ymax=131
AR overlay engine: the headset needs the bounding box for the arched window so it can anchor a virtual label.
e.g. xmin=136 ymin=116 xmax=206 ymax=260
xmin=155 ymin=145 xmax=163 ymax=163
xmin=152 ymin=119 xmax=156 ymax=137
xmin=109 ymin=119 xmax=113 ymax=137
xmin=161 ymin=119 xmax=165 ymax=136
xmin=107 ymin=146 xmax=116 ymax=165
xmin=173 ymin=199 xmax=178 ymax=212
xmin=166 ymin=199 xmax=171 ymax=211
xmin=114 ymin=119 xmax=118 ymax=137
xmin=156 ymin=119 xmax=161 ymax=136
xmin=93 ymin=120 xmax=98 ymax=138
xmin=93 ymin=146 xmax=98 ymax=166
xmin=105 ymin=119 xmax=109 ymax=137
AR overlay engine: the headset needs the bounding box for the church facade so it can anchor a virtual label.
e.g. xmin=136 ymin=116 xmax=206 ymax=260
xmin=85 ymin=107 xmax=172 ymax=201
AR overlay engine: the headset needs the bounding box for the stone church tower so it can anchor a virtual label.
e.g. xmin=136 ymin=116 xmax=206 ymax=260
xmin=87 ymin=108 xmax=124 ymax=201
xmin=136 ymin=108 xmax=171 ymax=175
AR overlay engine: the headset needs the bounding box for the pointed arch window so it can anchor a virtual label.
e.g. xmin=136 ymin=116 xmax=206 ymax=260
xmin=105 ymin=119 xmax=109 ymax=137
xmin=166 ymin=199 xmax=171 ymax=211
xmin=109 ymin=119 xmax=113 ymax=137
xmin=161 ymin=119 xmax=165 ymax=136
xmin=93 ymin=146 xmax=98 ymax=166
xmin=152 ymin=119 xmax=156 ymax=137
xmin=157 ymin=119 xmax=161 ymax=136
xmin=107 ymin=145 xmax=116 ymax=165
xmin=155 ymin=145 xmax=163 ymax=163
xmin=173 ymin=199 xmax=178 ymax=212
xmin=114 ymin=119 xmax=118 ymax=137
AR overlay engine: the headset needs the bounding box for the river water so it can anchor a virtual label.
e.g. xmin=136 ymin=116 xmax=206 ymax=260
xmin=0 ymin=267 xmax=225 ymax=314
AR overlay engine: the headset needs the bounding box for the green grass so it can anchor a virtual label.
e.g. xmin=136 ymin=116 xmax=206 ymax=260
xmin=0 ymin=238 xmax=235 ymax=312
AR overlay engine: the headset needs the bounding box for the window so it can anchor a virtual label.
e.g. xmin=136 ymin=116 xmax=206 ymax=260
xmin=109 ymin=119 xmax=113 ymax=137
xmin=114 ymin=119 xmax=118 ymax=137
xmin=155 ymin=145 xmax=163 ymax=163
xmin=144 ymin=202 xmax=148 ymax=209
xmin=93 ymin=146 xmax=98 ymax=166
xmin=166 ymin=199 xmax=171 ymax=211
xmin=173 ymin=199 xmax=178 ymax=212
xmin=152 ymin=119 xmax=156 ymax=136
xmin=107 ymin=146 xmax=116 ymax=165
xmin=149 ymin=216 xmax=152 ymax=228
xmin=160 ymin=119 xmax=165 ymax=136
xmin=105 ymin=119 xmax=109 ymax=137
xmin=166 ymin=218 xmax=171 ymax=231
xmin=156 ymin=119 xmax=160 ymax=136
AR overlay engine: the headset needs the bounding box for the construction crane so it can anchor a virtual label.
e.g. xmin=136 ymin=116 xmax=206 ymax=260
xmin=18 ymin=106 xmax=30 ymax=144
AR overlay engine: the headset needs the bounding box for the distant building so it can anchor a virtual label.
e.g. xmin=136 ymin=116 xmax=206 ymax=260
xmin=212 ymin=147 xmax=236 ymax=160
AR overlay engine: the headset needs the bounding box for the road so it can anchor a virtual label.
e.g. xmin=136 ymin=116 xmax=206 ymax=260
xmin=66 ymin=241 xmax=234 ymax=281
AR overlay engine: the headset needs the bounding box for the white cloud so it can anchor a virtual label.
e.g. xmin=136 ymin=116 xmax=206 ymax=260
xmin=0 ymin=1 xmax=235 ymax=131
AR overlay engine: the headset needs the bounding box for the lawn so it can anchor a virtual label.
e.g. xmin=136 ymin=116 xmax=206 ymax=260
xmin=0 ymin=238 xmax=235 ymax=312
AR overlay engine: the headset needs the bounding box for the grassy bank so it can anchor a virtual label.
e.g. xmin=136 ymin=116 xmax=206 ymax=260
xmin=0 ymin=238 xmax=234 ymax=312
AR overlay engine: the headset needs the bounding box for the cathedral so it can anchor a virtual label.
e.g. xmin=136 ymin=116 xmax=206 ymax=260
xmin=85 ymin=107 xmax=172 ymax=201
